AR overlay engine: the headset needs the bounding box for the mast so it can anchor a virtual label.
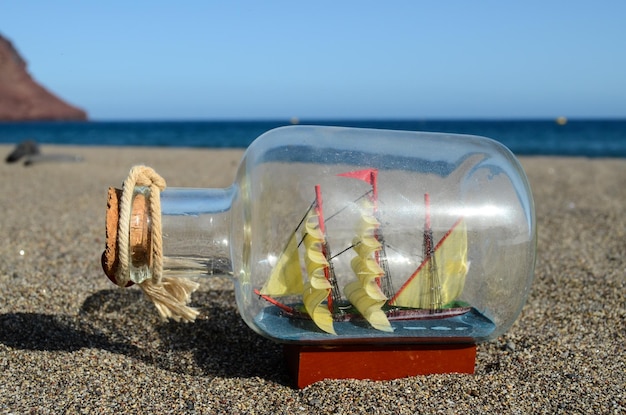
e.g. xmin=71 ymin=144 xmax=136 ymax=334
xmin=375 ymin=221 xmax=395 ymax=299
xmin=367 ymin=168 xmax=395 ymax=298
xmin=337 ymin=169 xmax=395 ymax=298
xmin=314 ymin=185 xmax=341 ymax=314
xmin=423 ymin=193 xmax=442 ymax=313
xmin=388 ymin=193 xmax=468 ymax=309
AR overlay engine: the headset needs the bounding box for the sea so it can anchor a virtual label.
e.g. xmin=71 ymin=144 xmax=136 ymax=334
xmin=0 ymin=119 xmax=625 ymax=157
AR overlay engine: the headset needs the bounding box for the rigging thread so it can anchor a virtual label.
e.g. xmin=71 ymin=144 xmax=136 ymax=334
xmin=115 ymin=165 xmax=199 ymax=322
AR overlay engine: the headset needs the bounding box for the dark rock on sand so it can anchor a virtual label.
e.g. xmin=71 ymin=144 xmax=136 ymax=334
xmin=5 ymin=139 xmax=40 ymax=163
xmin=5 ymin=139 xmax=83 ymax=165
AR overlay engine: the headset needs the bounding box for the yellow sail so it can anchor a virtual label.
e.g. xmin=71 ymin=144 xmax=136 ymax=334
xmin=436 ymin=219 xmax=469 ymax=304
xmin=302 ymin=210 xmax=335 ymax=334
xmin=345 ymin=200 xmax=392 ymax=332
xmin=260 ymin=233 xmax=304 ymax=296
xmin=351 ymin=200 xmax=381 ymax=257
xmin=344 ymin=281 xmax=392 ymax=332
xmin=353 ymin=216 xmax=382 ymax=258
xmin=392 ymin=219 xmax=468 ymax=308
xmin=350 ymin=255 xmax=386 ymax=301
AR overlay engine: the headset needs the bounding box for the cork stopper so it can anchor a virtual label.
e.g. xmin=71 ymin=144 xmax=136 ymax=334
xmin=102 ymin=187 xmax=152 ymax=287
xmin=129 ymin=191 xmax=152 ymax=270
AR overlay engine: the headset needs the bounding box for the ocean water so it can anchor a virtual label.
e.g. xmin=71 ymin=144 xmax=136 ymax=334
xmin=0 ymin=119 xmax=624 ymax=157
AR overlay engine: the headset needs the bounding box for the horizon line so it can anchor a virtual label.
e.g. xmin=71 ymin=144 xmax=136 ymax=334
xmin=3 ymin=116 xmax=624 ymax=124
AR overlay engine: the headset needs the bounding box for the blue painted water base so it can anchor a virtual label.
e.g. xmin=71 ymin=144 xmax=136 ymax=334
xmin=254 ymin=306 xmax=496 ymax=344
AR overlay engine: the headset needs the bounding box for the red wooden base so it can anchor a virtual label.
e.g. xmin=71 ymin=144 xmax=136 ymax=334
xmin=284 ymin=343 xmax=476 ymax=388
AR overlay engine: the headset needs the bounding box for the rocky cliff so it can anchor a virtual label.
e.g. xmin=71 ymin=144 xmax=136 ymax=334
xmin=0 ymin=34 xmax=87 ymax=121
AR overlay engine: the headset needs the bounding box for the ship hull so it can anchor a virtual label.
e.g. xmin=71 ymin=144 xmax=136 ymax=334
xmin=282 ymin=305 xmax=471 ymax=323
xmin=385 ymin=306 xmax=472 ymax=321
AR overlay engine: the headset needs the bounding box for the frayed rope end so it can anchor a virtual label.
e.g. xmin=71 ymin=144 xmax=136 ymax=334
xmin=139 ymin=276 xmax=201 ymax=323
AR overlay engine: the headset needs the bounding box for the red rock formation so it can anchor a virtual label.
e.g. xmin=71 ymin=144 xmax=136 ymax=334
xmin=0 ymin=34 xmax=87 ymax=121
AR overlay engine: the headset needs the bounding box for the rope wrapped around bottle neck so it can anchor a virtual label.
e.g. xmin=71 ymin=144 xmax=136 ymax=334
xmin=115 ymin=165 xmax=199 ymax=322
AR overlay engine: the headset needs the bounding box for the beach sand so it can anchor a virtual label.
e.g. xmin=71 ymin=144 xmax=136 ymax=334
xmin=0 ymin=144 xmax=624 ymax=414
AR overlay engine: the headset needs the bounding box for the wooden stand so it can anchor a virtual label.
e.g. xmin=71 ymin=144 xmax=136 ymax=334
xmin=284 ymin=343 xmax=476 ymax=388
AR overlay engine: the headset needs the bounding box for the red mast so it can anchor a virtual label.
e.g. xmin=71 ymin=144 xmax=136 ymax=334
xmin=314 ymin=185 xmax=339 ymax=313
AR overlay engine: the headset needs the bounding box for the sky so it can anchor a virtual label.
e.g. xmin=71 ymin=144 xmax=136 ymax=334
xmin=1 ymin=1 xmax=625 ymax=121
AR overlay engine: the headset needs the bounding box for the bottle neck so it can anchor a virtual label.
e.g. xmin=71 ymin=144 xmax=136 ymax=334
xmin=160 ymin=186 xmax=235 ymax=279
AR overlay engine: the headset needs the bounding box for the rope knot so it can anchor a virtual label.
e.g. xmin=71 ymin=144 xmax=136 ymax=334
xmin=134 ymin=167 xmax=166 ymax=190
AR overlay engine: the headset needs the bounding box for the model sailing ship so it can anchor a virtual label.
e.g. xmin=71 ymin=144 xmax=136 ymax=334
xmin=255 ymin=168 xmax=470 ymax=335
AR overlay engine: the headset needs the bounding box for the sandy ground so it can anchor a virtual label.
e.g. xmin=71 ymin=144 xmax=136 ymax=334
xmin=0 ymin=144 xmax=624 ymax=414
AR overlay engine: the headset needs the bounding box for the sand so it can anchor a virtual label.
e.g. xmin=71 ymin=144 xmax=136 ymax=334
xmin=0 ymin=144 xmax=624 ymax=414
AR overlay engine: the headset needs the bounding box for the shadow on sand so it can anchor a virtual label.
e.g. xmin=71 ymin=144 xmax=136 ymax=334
xmin=0 ymin=288 xmax=290 ymax=385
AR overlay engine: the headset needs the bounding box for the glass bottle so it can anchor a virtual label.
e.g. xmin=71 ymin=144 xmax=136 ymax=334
xmin=106 ymin=125 xmax=536 ymax=345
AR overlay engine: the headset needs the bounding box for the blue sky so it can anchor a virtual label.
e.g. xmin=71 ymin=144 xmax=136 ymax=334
xmin=1 ymin=1 xmax=625 ymax=120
